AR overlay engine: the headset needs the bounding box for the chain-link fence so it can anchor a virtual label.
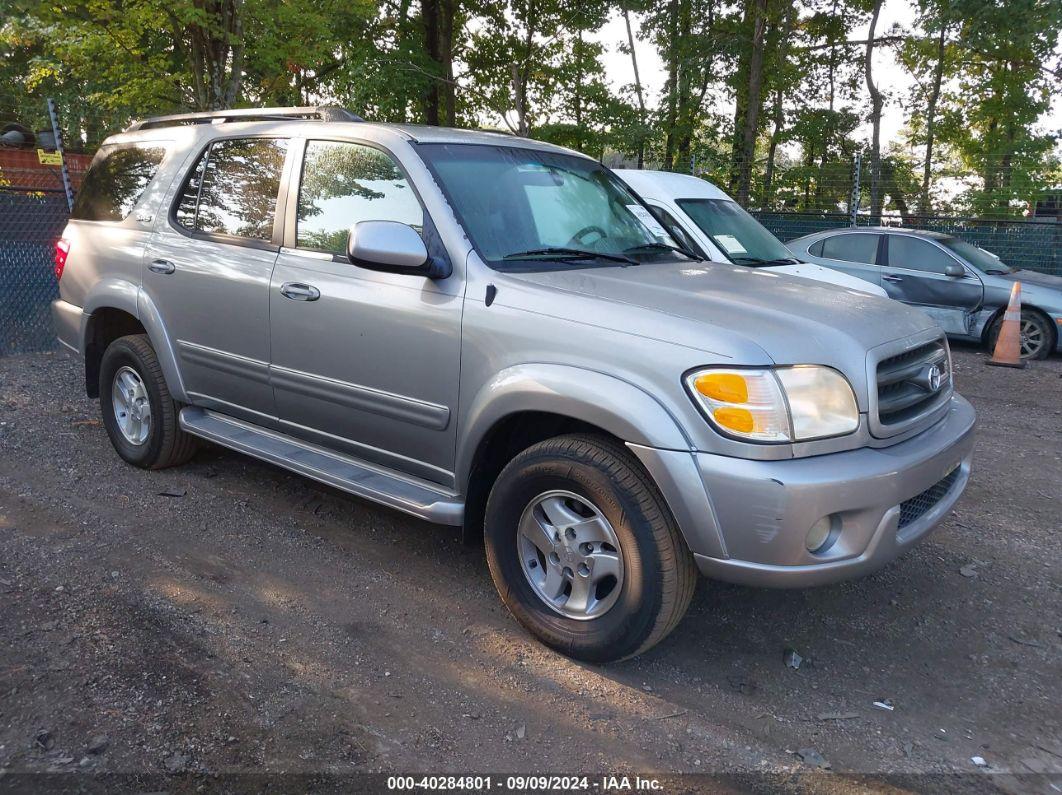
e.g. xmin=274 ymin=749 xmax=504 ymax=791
xmin=0 ymin=148 xmax=88 ymax=356
xmin=752 ymin=212 xmax=1062 ymax=276
xmin=0 ymin=187 xmax=69 ymax=355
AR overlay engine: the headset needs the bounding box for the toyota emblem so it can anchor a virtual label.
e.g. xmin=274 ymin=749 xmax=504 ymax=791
xmin=927 ymin=364 xmax=943 ymax=391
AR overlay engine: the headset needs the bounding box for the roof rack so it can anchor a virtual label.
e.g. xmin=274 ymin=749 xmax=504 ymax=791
xmin=125 ymin=106 xmax=364 ymax=132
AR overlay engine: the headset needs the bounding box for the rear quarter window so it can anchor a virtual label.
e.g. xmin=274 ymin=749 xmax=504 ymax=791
xmin=70 ymin=144 xmax=167 ymax=222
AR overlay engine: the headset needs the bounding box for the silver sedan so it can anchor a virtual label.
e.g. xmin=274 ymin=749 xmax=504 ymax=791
xmin=789 ymin=227 xmax=1062 ymax=359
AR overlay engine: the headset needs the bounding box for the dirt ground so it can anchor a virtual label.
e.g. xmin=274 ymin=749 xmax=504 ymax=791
xmin=0 ymin=345 xmax=1059 ymax=793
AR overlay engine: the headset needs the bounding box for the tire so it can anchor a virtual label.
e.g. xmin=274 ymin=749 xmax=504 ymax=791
xmin=987 ymin=308 xmax=1055 ymax=360
xmin=484 ymin=434 xmax=697 ymax=663
xmin=99 ymin=334 xmax=197 ymax=469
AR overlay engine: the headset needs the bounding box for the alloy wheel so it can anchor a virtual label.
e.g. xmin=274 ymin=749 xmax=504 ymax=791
xmin=111 ymin=366 xmax=152 ymax=445
xmin=517 ymin=490 xmax=624 ymax=620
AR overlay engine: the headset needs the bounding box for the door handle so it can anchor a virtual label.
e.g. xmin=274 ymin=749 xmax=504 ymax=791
xmin=280 ymin=282 xmax=321 ymax=301
xmin=882 ymin=274 xmax=904 ymax=283
xmin=148 ymin=259 xmax=175 ymax=275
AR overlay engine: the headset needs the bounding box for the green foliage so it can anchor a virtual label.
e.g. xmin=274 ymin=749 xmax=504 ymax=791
xmin=1 ymin=0 xmax=1059 ymax=218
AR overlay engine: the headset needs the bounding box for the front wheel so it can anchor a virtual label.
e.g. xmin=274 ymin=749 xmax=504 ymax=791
xmin=988 ymin=309 xmax=1055 ymax=360
xmin=484 ymin=434 xmax=697 ymax=663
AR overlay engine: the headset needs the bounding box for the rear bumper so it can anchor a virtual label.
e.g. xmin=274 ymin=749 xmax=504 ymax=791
xmin=51 ymin=299 xmax=83 ymax=354
xmin=631 ymin=395 xmax=976 ymax=588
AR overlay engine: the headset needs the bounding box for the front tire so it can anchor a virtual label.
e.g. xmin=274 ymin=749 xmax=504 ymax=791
xmin=484 ymin=434 xmax=697 ymax=663
xmin=988 ymin=309 xmax=1055 ymax=360
xmin=99 ymin=334 xmax=197 ymax=469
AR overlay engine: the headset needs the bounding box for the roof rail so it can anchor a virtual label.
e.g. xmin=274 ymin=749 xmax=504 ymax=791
xmin=125 ymin=106 xmax=364 ymax=132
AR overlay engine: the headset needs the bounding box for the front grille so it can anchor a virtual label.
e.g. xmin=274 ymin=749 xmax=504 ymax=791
xmin=898 ymin=467 xmax=961 ymax=529
xmin=875 ymin=339 xmax=951 ymax=428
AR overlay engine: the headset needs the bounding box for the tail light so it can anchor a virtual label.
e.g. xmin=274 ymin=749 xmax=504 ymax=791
xmin=54 ymin=238 xmax=70 ymax=281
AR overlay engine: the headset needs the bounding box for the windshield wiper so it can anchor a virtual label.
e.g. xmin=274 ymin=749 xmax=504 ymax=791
xmin=501 ymin=247 xmax=637 ymax=266
xmin=729 ymin=255 xmax=799 ymax=266
xmin=623 ymin=242 xmax=702 ymax=261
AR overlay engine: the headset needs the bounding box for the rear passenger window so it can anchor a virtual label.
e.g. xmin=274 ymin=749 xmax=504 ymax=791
xmin=296 ymin=140 xmax=423 ymax=254
xmin=821 ymin=233 xmax=880 ymax=265
xmin=71 ymin=144 xmax=166 ymax=222
xmin=174 ymin=138 xmax=287 ymax=241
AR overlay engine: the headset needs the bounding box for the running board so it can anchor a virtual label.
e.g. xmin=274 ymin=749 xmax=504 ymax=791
xmin=178 ymin=407 xmax=464 ymax=525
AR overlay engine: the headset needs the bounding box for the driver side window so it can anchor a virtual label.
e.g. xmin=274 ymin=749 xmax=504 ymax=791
xmin=886 ymin=235 xmax=957 ymax=274
xmin=296 ymin=140 xmax=423 ymax=255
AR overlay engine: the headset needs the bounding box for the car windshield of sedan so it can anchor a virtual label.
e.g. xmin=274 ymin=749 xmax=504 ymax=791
xmin=416 ymin=143 xmax=687 ymax=268
xmin=938 ymin=236 xmax=1014 ymax=274
xmin=675 ymin=198 xmax=797 ymax=266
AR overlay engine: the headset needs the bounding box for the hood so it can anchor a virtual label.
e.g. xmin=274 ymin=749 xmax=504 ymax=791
xmin=1000 ymin=269 xmax=1062 ymax=291
xmin=503 ymin=260 xmax=939 ymax=371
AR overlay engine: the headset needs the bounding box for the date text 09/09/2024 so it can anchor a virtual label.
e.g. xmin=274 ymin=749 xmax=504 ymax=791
xmin=386 ymin=775 xmax=665 ymax=791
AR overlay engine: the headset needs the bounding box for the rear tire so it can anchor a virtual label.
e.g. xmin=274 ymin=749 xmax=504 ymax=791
xmin=484 ymin=434 xmax=697 ymax=663
xmin=99 ymin=334 xmax=197 ymax=469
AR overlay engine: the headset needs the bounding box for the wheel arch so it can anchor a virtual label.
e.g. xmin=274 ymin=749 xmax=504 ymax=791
xmin=81 ymin=282 xmax=186 ymax=401
xmin=456 ymin=364 xmax=693 ymax=544
xmin=979 ymin=302 xmax=1058 ymax=352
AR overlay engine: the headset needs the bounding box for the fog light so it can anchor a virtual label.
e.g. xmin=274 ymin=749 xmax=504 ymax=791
xmin=806 ymin=516 xmax=836 ymax=553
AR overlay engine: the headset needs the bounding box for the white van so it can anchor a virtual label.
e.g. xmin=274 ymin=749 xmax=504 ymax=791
xmin=615 ymin=170 xmax=888 ymax=297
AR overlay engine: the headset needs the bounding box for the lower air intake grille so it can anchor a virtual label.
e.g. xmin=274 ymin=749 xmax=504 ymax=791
xmin=897 ymin=467 xmax=961 ymax=529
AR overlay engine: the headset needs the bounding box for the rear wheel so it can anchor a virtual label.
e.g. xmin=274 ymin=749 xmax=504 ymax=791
xmin=988 ymin=309 xmax=1054 ymax=360
xmin=484 ymin=434 xmax=697 ymax=663
xmin=99 ymin=334 xmax=197 ymax=469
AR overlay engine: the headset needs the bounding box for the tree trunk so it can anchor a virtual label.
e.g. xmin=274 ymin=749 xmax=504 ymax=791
xmin=675 ymin=0 xmax=694 ymax=172
xmin=865 ymin=0 xmax=884 ymax=218
xmin=919 ymin=22 xmax=947 ymax=215
xmin=440 ymin=0 xmax=457 ymax=126
xmin=421 ymin=0 xmax=441 ymax=125
xmin=623 ymin=8 xmax=646 ymax=167
xmin=663 ymin=0 xmax=680 ymax=170
xmin=730 ymin=0 xmax=769 ymax=206
xmin=762 ymin=4 xmax=796 ymax=207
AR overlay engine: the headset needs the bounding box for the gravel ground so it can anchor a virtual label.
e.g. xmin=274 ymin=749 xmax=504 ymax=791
xmin=0 ymin=345 xmax=1059 ymax=792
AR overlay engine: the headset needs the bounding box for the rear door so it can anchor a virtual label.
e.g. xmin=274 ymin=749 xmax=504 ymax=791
xmin=881 ymin=234 xmax=983 ymax=333
xmin=143 ymin=136 xmax=291 ymax=423
xmin=810 ymin=232 xmax=884 ymax=288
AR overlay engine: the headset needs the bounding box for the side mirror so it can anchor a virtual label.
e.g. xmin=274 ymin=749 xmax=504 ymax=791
xmin=944 ymin=262 xmax=966 ymax=278
xmin=348 ymin=220 xmax=444 ymax=278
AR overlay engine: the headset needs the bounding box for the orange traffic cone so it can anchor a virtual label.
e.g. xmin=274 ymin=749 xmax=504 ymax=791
xmin=987 ymin=281 xmax=1026 ymax=369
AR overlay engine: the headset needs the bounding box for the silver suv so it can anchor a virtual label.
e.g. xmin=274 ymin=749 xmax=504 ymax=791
xmin=52 ymin=107 xmax=976 ymax=662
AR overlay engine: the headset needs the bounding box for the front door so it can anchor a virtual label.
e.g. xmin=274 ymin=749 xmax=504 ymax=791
xmin=144 ymin=136 xmax=290 ymax=422
xmin=268 ymin=138 xmax=463 ymax=486
xmin=881 ymin=234 xmax=984 ymax=335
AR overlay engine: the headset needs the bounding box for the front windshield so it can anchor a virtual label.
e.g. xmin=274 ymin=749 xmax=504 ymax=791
xmin=938 ymin=236 xmax=1014 ymax=274
xmin=676 ymin=198 xmax=796 ymax=265
xmin=416 ymin=143 xmax=680 ymax=266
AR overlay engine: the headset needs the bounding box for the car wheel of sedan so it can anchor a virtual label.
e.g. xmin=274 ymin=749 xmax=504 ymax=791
xmin=988 ymin=309 xmax=1055 ymax=360
xmin=484 ymin=434 xmax=697 ymax=663
xmin=99 ymin=334 xmax=198 ymax=469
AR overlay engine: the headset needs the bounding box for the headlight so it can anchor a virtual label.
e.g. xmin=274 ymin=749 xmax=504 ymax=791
xmin=685 ymin=366 xmax=859 ymax=443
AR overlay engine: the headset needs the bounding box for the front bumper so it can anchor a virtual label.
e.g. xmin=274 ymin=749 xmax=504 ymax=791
xmin=630 ymin=395 xmax=976 ymax=588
